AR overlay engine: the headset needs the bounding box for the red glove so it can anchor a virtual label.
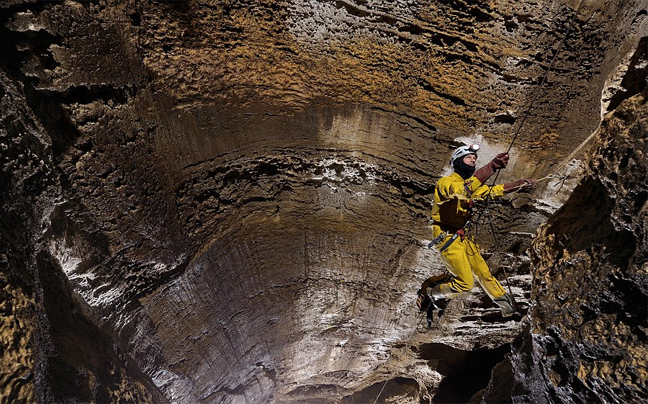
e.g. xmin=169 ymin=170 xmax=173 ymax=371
xmin=474 ymin=153 xmax=509 ymax=183
xmin=492 ymin=153 xmax=509 ymax=169
xmin=504 ymin=179 xmax=537 ymax=192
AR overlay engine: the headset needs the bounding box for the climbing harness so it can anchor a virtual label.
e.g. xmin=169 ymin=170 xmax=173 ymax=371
xmin=428 ymin=221 xmax=470 ymax=252
xmin=438 ymin=223 xmax=469 ymax=253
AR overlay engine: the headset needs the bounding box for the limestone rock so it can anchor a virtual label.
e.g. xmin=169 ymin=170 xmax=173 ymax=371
xmin=1 ymin=0 xmax=647 ymax=403
xmin=508 ymin=92 xmax=648 ymax=404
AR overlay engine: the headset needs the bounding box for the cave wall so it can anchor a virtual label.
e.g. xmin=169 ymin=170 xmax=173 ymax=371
xmin=508 ymin=93 xmax=648 ymax=403
xmin=477 ymin=40 xmax=648 ymax=403
xmin=1 ymin=0 xmax=647 ymax=403
xmin=0 ymin=51 xmax=168 ymax=404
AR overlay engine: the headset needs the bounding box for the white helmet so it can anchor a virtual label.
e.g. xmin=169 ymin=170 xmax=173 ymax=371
xmin=450 ymin=144 xmax=480 ymax=165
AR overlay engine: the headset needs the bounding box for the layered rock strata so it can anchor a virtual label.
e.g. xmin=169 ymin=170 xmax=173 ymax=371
xmin=1 ymin=0 xmax=647 ymax=403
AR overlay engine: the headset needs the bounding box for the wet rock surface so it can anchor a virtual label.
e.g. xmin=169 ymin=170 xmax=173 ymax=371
xmin=1 ymin=0 xmax=647 ymax=403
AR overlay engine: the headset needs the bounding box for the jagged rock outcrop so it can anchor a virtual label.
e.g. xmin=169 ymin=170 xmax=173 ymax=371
xmin=509 ymin=93 xmax=648 ymax=403
xmin=477 ymin=42 xmax=648 ymax=404
xmin=1 ymin=0 xmax=647 ymax=403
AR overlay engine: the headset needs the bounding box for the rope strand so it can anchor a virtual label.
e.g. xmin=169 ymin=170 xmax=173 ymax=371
xmin=372 ymin=301 xmax=432 ymax=404
xmin=506 ymin=0 xmax=585 ymax=154
xmin=488 ymin=0 xmax=585 ymax=188
xmin=376 ymin=3 xmax=586 ymax=402
xmin=474 ymin=0 xmax=585 ymax=307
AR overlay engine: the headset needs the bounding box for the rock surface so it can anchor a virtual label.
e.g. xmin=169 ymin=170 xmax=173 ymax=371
xmin=1 ymin=0 xmax=647 ymax=403
xmin=509 ymin=92 xmax=648 ymax=404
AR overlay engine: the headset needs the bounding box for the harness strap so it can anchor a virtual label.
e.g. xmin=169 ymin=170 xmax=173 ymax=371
xmin=430 ymin=220 xmax=471 ymax=252
xmin=439 ymin=233 xmax=458 ymax=252
xmin=439 ymin=231 xmax=462 ymax=252
xmin=428 ymin=231 xmax=449 ymax=248
xmin=436 ymin=228 xmax=468 ymax=252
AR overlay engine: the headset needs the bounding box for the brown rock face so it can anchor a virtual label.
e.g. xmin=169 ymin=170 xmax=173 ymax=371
xmin=508 ymin=92 xmax=648 ymax=403
xmin=1 ymin=0 xmax=647 ymax=403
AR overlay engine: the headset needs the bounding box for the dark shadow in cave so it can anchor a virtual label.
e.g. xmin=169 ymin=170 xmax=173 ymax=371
xmin=35 ymin=251 xmax=168 ymax=404
xmin=416 ymin=342 xmax=511 ymax=403
xmin=607 ymin=35 xmax=648 ymax=112
xmin=546 ymin=177 xmax=637 ymax=269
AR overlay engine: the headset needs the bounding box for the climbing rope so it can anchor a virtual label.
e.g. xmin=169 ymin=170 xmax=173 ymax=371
xmin=372 ymin=299 xmax=433 ymax=404
xmin=375 ymin=3 xmax=587 ymax=403
xmin=505 ymin=0 xmax=586 ymax=155
xmin=477 ymin=0 xmax=586 ymax=212
xmin=495 ymin=0 xmax=586 ymax=178
xmin=473 ymin=0 xmax=586 ymax=304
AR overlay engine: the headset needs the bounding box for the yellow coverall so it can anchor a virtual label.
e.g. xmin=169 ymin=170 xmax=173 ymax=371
xmin=430 ymin=172 xmax=507 ymax=300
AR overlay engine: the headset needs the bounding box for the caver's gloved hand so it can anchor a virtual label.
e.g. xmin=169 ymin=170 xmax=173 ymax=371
xmin=474 ymin=153 xmax=509 ymax=183
xmin=504 ymin=179 xmax=537 ymax=192
xmin=491 ymin=153 xmax=509 ymax=169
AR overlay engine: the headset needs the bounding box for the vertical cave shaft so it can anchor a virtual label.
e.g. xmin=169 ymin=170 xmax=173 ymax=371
xmin=1 ymin=0 xmax=647 ymax=403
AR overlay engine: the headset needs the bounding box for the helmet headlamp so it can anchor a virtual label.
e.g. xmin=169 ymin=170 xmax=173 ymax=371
xmin=450 ymin=144 xmax=480 ymax=165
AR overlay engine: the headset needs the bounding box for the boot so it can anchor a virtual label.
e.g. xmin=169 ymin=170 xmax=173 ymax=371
xmin=426 ymin=285 xmax=448 ymax=315
xmin=416 ymin=293 xmax=432 ymax=312
xmin=493 ymin=293 xmax=517 ymax=318
xmin=426 ymin=306 xmax=434 ymax=328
